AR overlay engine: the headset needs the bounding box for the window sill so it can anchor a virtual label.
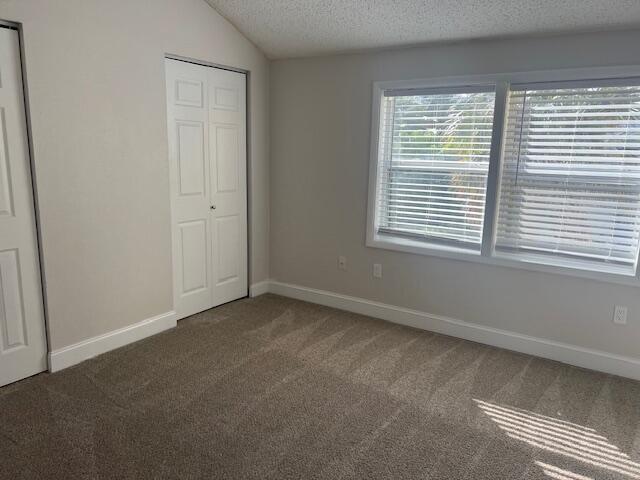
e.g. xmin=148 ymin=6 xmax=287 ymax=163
xmin=366 ymin=232 xmax=640 ymax=287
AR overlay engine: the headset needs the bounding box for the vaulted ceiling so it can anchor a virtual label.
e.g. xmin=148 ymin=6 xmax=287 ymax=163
xmin=206 ymin=0 xmax=640 ymax=59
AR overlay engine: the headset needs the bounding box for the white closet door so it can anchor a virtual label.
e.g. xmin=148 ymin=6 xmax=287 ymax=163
xmin=207 ymin=65 xmax=248 ymax=307
xmin=0 ymin=27 xmax=47 ymax=386
xmin=165 ymin=59 xmax=247 ymax=319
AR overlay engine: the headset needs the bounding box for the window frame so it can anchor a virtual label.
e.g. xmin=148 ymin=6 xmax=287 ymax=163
xmin=366 ymin=66 xmax=640 ymax=286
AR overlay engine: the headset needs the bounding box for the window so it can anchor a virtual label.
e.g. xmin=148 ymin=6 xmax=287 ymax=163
xmin=496 ymin=83 xmax=640 ymax=275
xmin=375 ymin=88 xmax=496 ymax=249
xmin=367 ymin=73 xmax=640 ymax=282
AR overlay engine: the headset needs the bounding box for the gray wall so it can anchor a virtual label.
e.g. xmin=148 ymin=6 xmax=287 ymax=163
xmin=0 ymin=0 xmax=269 ymax=350
xmin=270 ymin=30 xmax=640 ymax=359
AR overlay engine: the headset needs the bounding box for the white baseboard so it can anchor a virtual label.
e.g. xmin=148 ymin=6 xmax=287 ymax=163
xmin=48 ymin=310 xmax=177 ymax=372
xmin=268 ymin=281 xmax=640 ymax=381
xmin=249 ymin=280 xmax=271 ymax=298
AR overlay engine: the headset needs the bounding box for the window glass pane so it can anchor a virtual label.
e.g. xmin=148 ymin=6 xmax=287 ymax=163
xmin=376 ymin=90 xmax=496 ymax=248
xmin=496 ymin=84 xmax=640 ymax=274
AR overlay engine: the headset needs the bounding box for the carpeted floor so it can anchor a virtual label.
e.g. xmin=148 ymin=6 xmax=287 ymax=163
xmin=1 ymin=294 xmax=639 ymax=479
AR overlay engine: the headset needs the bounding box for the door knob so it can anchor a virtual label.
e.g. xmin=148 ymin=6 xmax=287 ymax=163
xmin=210 ymin=205 xmax=216 ymax=210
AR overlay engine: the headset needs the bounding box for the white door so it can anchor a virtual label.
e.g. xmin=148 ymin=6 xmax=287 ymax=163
xmin=165 ymin=58 xmax=248 ymax=319
xmin=0 ymin=27 xmax=47 ymax=386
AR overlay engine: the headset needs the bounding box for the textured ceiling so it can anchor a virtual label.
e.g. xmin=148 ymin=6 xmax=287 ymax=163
xmin=205 ymin=0 xmax=640 ymax=59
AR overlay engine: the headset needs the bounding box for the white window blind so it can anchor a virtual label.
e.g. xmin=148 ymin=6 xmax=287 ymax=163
xmin=496 ymin=83 xmax=640 ymax=273
xmin=375 ymin=88 xmax=496 ymax=248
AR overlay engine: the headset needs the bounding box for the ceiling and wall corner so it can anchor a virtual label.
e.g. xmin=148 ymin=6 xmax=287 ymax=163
xmin=206 ymin=0 xmax=640 ymax=59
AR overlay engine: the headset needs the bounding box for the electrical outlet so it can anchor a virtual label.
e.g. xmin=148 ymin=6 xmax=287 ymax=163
xmin=373 ymin=263 xmax=382 ymax=278
xmin=613 ymin=305 xmax=628 ymax=325
xmin=338 ymin=256 xmax=347 ymax=271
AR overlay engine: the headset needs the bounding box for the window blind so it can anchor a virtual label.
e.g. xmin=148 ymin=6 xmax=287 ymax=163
xmin=495 ymin=84 xmax=640 ymax=272
xmin=376 ymin=89 xmax=496 ymax=247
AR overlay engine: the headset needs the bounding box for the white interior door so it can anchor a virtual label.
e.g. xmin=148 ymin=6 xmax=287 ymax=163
xmin=0 ymin=27 xmax=47 ymax=386
xmin=165 ymin=58 xmax=248 ymax=319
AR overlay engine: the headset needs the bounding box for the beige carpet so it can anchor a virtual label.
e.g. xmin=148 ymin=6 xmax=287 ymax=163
xmin=1 ymin=294 xmax=639 ymax=479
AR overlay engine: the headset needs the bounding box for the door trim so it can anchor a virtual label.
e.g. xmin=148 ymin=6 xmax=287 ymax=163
xmin=164 ymin=55 xmax=251 ymax=318
xmin=165 ymin=53 xmax=248 ymax=75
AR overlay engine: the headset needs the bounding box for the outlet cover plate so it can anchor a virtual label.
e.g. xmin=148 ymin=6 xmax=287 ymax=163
xmin=373 ymin=263 xmax=382 ymax=278
xmin=613 ymin=305 xmax=628 ymax=325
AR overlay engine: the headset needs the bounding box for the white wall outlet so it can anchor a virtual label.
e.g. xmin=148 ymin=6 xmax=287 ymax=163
xmin=613 ymin=305 xmax=628 ymax=325
xmin=373 ymin=263 xmax=382 ymax=278
xmin=338 ymin=256 xmax=347 ymax=271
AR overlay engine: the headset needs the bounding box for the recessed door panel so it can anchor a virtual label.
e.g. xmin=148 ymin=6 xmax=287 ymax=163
xmin=214 ymin=126 xmax=239 ymax=193
xmin=215 ymin=215 xmax=239 ymax=284
xmin=175 ymin=79 xmax=203 ymax=108
xmin=179 ymin=220 xmax=208 ymax=295
xmin=177 ymin=121 xmax=205 ymax=196
xmin=0 ymin=109 xmax=13 ymax=217
xmin=213 ymin=87 xmax=238 ymax=111
xmin=0 ymin=249 xmax=26 ymax=350
xmin=211 ymin=83 xmax=241 ymax=125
